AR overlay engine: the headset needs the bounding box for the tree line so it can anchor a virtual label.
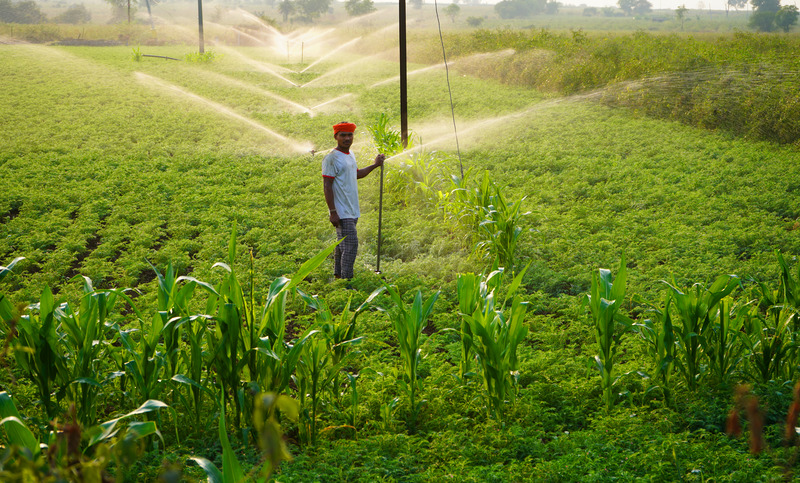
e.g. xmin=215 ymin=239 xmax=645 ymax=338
xmin=493 ymin=0 xmax=798 ymax=32
xmin=0 ymin=0 xmax=90 ymax=24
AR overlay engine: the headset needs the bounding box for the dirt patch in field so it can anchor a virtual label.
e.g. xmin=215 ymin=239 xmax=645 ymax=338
xmin=0 ymin=36 xmax=26 ymax=45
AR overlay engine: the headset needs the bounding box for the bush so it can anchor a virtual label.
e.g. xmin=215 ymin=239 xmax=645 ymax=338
xmin=0 ymin=0 xmax=46 ymax=24
xmin=54 ymin=4 xmax=91 ymax=24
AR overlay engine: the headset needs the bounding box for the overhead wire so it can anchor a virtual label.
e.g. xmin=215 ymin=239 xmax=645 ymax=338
xmin=432 ymin=0 xmax=464 ymax=179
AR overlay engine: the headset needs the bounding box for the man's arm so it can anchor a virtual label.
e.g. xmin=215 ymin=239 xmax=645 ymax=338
xmin=323 ymin=176 xmax=340 ymax=226
xmin=356 ymin=154 xmax=386 ymax=179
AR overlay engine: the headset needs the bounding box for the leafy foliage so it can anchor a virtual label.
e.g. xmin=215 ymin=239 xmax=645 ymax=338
xmin=1 ymin=34 xmax=800 ymax=481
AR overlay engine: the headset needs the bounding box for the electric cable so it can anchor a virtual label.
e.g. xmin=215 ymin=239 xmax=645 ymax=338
xmin=433 ymin=0 xmax=464 ymax=179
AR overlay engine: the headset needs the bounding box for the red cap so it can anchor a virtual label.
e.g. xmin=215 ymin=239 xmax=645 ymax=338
xmin=333 ymin=122 xmax=356 ymax=134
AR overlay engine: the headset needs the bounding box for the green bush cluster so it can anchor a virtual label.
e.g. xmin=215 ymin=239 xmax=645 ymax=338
xmin=434 ymin=29 xmax=800 ymax=145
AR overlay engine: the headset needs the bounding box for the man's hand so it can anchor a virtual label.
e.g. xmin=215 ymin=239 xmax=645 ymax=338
xmin=329 ymin=211 xmax=340 ymax=227
xmin=374 ymin=154 xmax=386 ymax=166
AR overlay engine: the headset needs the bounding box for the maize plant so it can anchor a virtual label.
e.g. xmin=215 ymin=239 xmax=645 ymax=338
xmin=148 ymin=260 xmax=199 ymax=379
xmin=743 ymin=286 xmax=797 ymax=383
xmin=0 ymin=257 xmax=23 ymax=324
xmin=475 ymin=186 xmax=530 ymax=273
xmin=665 ymin=274 xmax=739 ymax=391
xmin=191 ymin=392 xmax=298 ymax=483
xmin=704 ymin=296 xmax=749 ymax=386
xmin=294 ymin=290 xmax=379 ymax=444
xmin=295 ymin=335 xmax=330 ymax=446
xmin=297 ymin=291 xmax=380 ymax=400
xmin=376 ymin=283 xmax=439 ymax=431
xmin=386 ymin=151 xmax=449 ymax=205
xmin=204 ymin=230 xmax=250 ymax=429
xmin=170 ymin=313 xmax=215 ymax=428
xmin=58 ymin=276 xmax=119 ymax=426
xmin=251 ymin=243 xmax=336 ymax=400
xmin=457 ymin=264 xmax=530 ymax=419
xmin=585 ymin=256 xmax=633 ymax=411
xmin=634 ymin=292 xmax=677 ymax=405
xmin=455 ymin=269 xmax=504 ymax=380
xmin=368 ymin=113 xmax=414 ymax=157
xmin=117 ymin=308 xmax=167 ymax=410
xmin=10 ymin=285 xmax=68 ymax=420
xmin=444 ymin=168 xmax=493 ymax=235
xmin=0 ymin=390 xmax=170 ymax=481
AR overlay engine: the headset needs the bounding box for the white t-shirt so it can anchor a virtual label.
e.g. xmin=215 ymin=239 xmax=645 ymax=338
xmin=322 ymin=149 xmax=360 ymax=219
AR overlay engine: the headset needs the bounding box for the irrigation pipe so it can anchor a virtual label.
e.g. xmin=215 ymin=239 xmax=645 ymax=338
xmin=376 ymin=163 xmax=385 ymax=274
xmin=143 ymin=54 xmax=181 ymax=61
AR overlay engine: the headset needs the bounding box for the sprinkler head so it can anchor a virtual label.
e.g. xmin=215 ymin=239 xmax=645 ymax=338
xmin=309 ymin=149 xmax=317 ymax=155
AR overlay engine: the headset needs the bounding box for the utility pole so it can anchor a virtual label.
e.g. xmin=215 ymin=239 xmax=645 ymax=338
xmin=399 ymin=0 xmax=408 ymax=148
xmin=197 ymin=0 xmax=205 ymax=54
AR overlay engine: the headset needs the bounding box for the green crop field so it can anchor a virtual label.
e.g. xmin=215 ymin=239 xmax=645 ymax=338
xmin=2 ymin=6 xmax=800 ymax=481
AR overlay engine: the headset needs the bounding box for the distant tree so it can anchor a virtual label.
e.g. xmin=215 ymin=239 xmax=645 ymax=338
xmin=0 ymin=0 xmax=14 ymax=21
xmin=545 ymin=1 xmax=559 ymax=14
xmin=618 ymin=0 xmax=635 ymax=14
xmin=444 ymin=3 xmax=460 ymax=22
xmin=466 ymin=15 xmax=484 ymax=26
xmin=494 ymin=0 xmax=546 ymax=19
xmin=410 ymin=0 xmax=423 ymax=9
xmin=749 ymin=0 xmax=780 ymax=31
xmin=55 ymin=4 xmax=91 ymax=24
xmin=0 ymin=0 xmax=46 ymax=23
xmin=278 ymin=0 xmax=295 ymax=21
xmin=583 ymin=6 xmax=599 ymax=15
xmin=344 ymin=0 xmax=375 ymax=16
xmin=775 ymin=4 xmax=799 ymax=31
xmin=727 ymin=0 xmax=747 ymax=14
xmin=104 ymin=0 xmax=137 ymax=24
xmin=619 ymin=0 xmax=651 ymax=15
xmin=676 ymin=4 xmax=688 ymax=29
xmin=633 ymin=0 xmax=652 ymax=14
xmin=602 ymin=6 xmax=618 ymax=16
xmin=295 ymin=0 xmax=330 ymax=20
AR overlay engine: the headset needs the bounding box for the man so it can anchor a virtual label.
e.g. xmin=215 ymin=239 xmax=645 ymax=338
xmin=322 ymin=122 xmax=385 ymax=279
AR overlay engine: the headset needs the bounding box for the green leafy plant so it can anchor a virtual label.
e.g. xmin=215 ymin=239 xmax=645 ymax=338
xmin=131 ymin=46 xmax=142 ymax=62
xmin=9 ymin=285 xmax=68 ymax=420
xmin=585 ymin=255 xmax=633 ymax=411
xmin=375 ymin=284 xmax=439 ymax=431
xmin=665 ymin=274 xmax=739 ymax=391
xmin=183 ymin=50 xmax=217 ymax=62
xmin=58 ymin=276 xmax=119 ymax=427
xmin=475 ymin=185 xmax=530 ymax=273
xmin=743 ymin=284 xmax=796 ymax=383
xmin=191 ymin=392 xmax=298 ymax=483
xmin=635 ymin=292 xmax=677 ymax=405
xmin=0 ymin=391 xmax=170 ymax=481
xmin=0 ymin=257 xmax=23 ymax=325
xmin=456 ymin=264 xmax=530 ymax=419
xmin=705 ymin=296 xmax=748 ymax=386
xmin=368 ymin=113 xmax=414 ymax=156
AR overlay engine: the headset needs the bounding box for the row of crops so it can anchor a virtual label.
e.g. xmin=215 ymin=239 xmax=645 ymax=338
xmin=2 ymin=167 xmax=800 ymax=478
xmin=3 ymin=34 xmax=800 ymax=479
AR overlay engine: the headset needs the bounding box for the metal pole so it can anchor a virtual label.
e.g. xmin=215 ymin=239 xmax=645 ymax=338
xmin=399 ymin=0 xmax=408 ymax=148
xmin=197 ymin=0 xmax=205 ymax=54
xmin=376 ymin=164 xmax=384 ymax=274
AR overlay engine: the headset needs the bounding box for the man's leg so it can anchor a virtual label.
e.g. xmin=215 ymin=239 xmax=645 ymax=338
xmin=335 ymin=218 xmax=358 ymax=279
xmin=334 ymin=224 xmax=343 ymax=278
